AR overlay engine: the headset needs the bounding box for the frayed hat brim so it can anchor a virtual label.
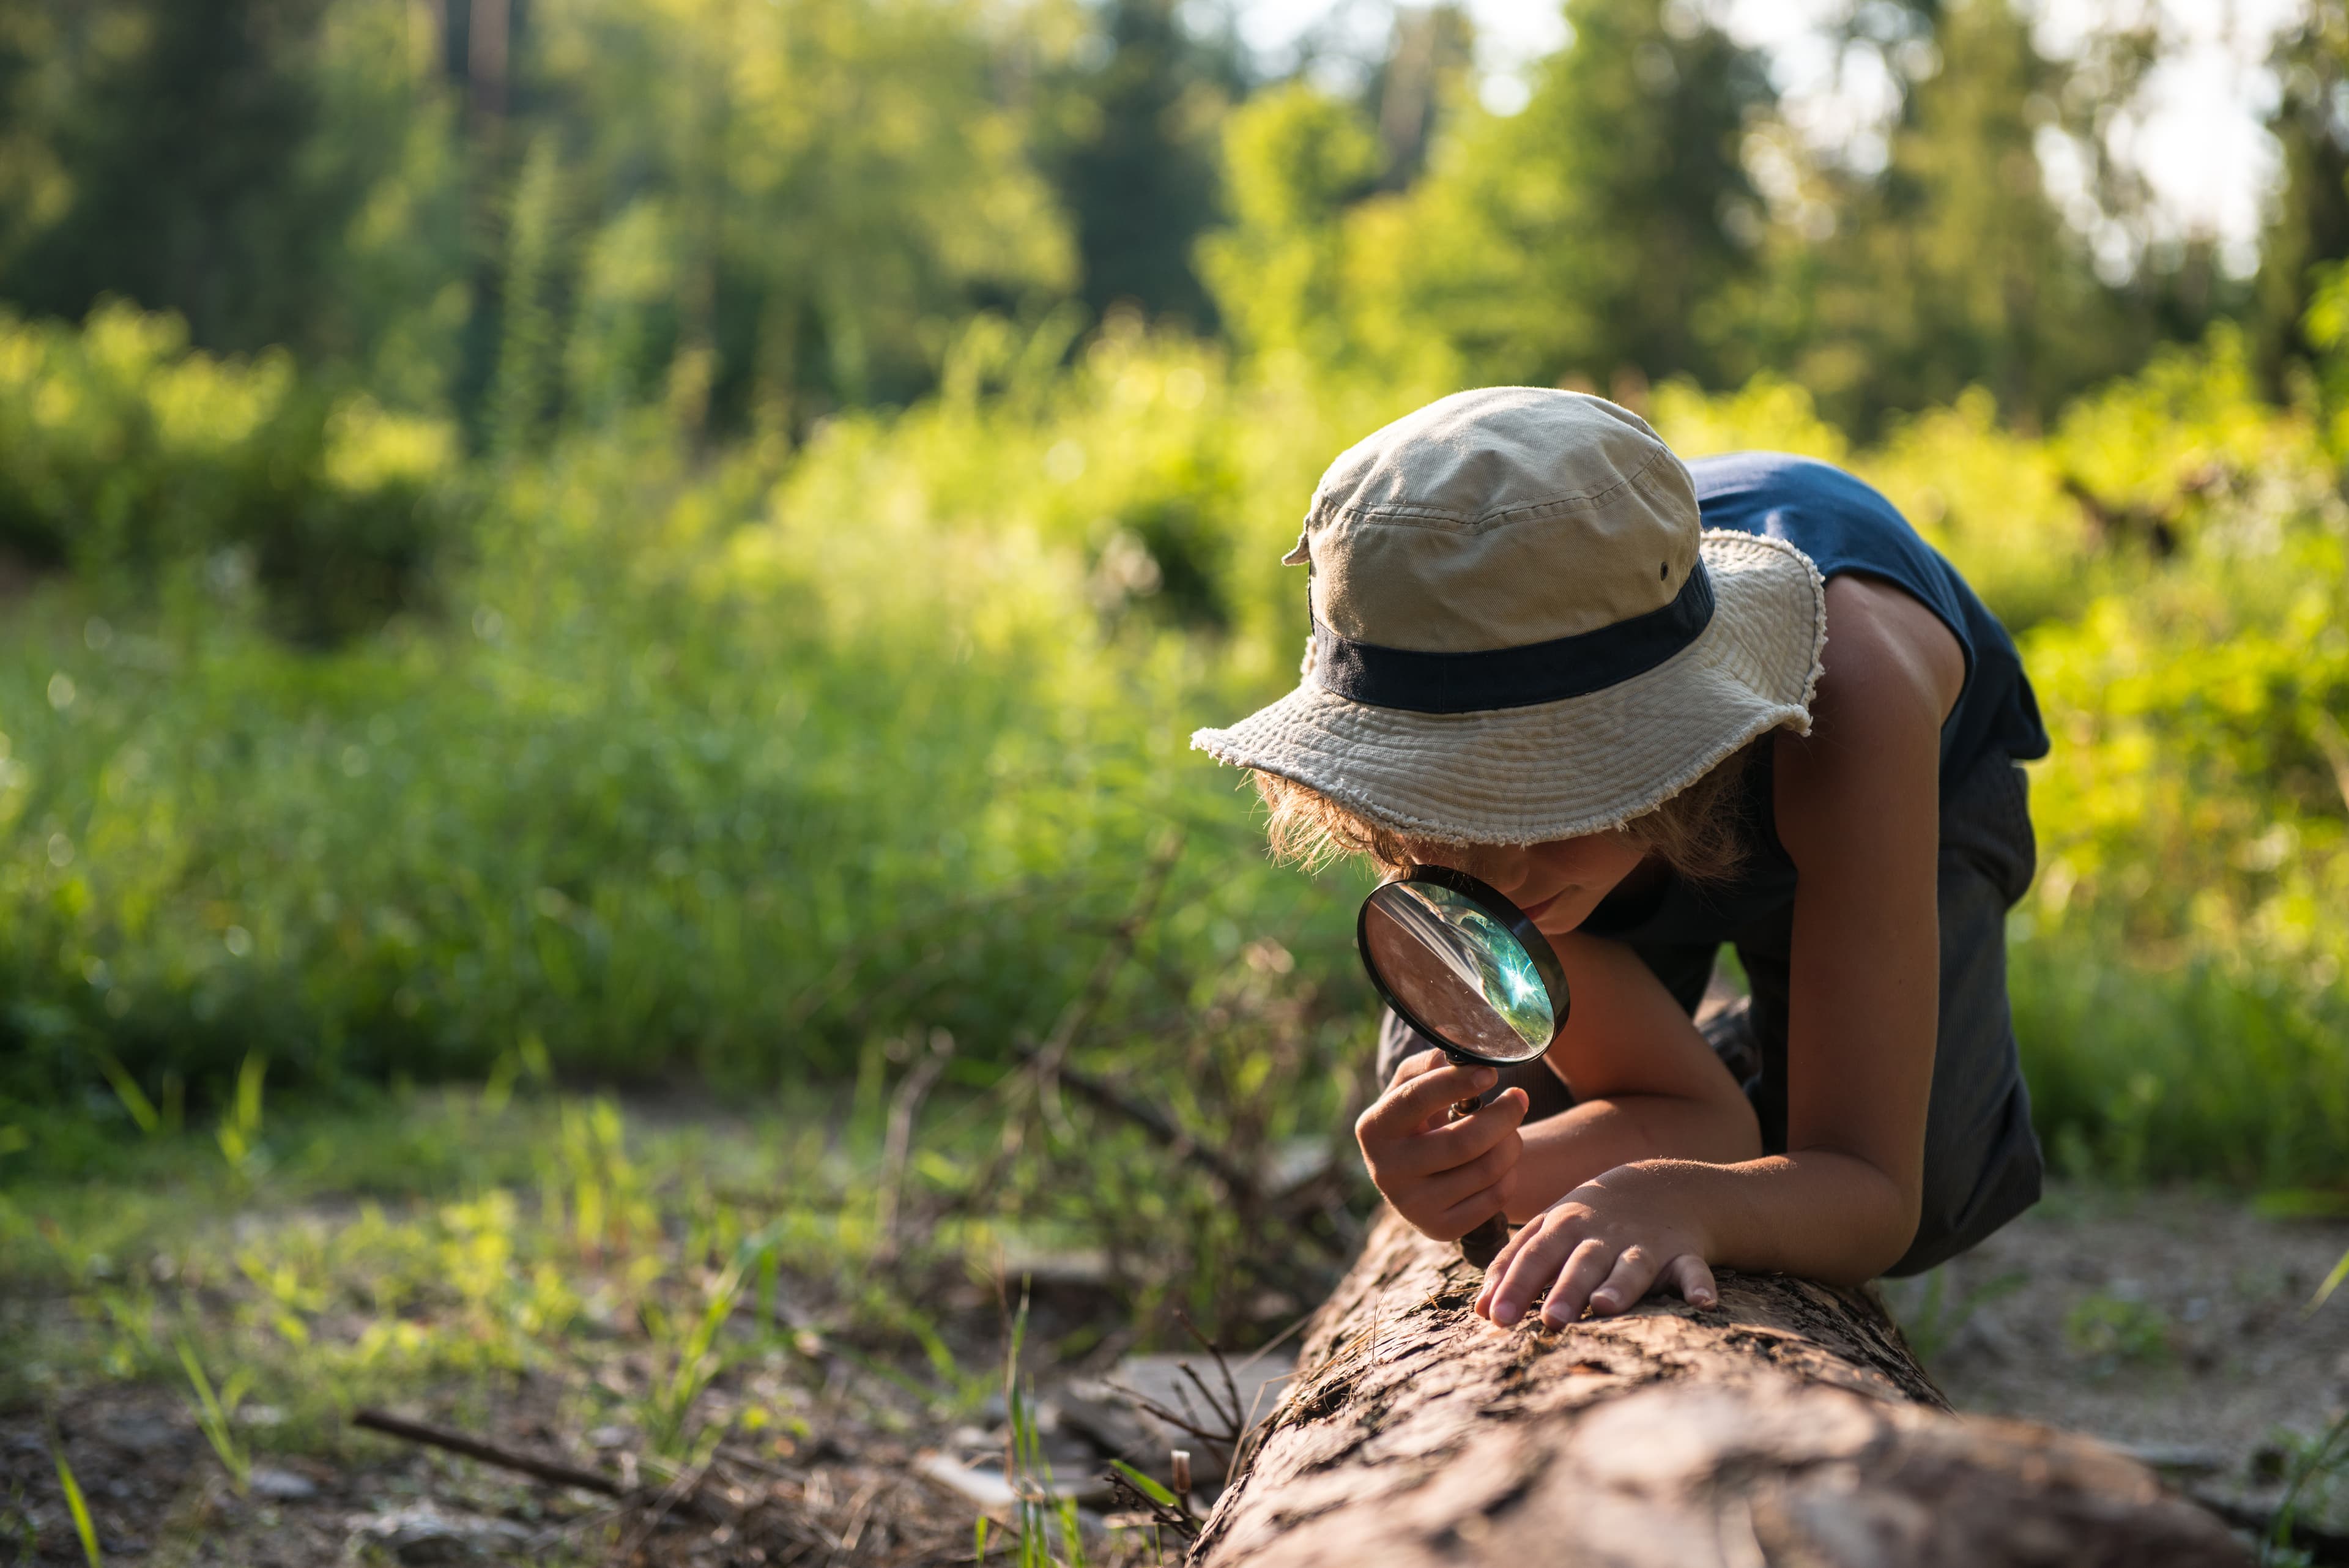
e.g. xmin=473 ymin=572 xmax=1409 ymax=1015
xmin=1190 ymin=532 xmax=1825 ymax=845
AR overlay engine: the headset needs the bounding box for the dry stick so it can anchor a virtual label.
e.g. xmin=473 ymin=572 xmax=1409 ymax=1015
xmin=606 ymin=1453 xmax=719 ymax=1566
xmin=2189 ymin=1490 xmax=2349 ymax=1561
xmin=874 ymin=1027 xmax=958 ymax=1258
xmin=1174 ymin=1310 xmax=1245 ymax=1431
xmin=1102 ymin=1466 xmax=1201 ymax=1543
xmin=352 ymin=1408 xmax=622 ymax=1497
xmin=1105 ymin=1381 xmax=1237 ymax=1477
xmin=951 ymin=839 xmax=1187 ymax=1205
xmin=1026 ymin=834 xmax=1184 ymax=1082
xmin=1037 ymin=1053 xmax=1259 ymax=1200
xmin=774 ymin=876 xmax=1081 ymax=1034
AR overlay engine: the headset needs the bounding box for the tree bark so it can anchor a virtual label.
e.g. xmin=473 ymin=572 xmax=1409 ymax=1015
xmin=1192 ymin=1210 xmax=2249 ymax=1568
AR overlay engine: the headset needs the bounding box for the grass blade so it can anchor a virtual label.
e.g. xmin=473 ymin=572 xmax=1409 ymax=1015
xmin=2306 ymin=1244 xmax=2349 ymax=1318
xmin=49 ymin=1442 xmax=103 ymax=1568
xmin=174 ymin=1338 xmax=251 ymax=1493
xmin=91 ymin=1051 xmax=157 ymax=1137
xmin=1108 ymin=1458 xmax=1177 ymax=1509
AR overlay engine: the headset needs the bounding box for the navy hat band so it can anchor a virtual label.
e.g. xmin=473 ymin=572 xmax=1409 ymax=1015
xmin=1311 ymin=562 xmax=1716 ymax=715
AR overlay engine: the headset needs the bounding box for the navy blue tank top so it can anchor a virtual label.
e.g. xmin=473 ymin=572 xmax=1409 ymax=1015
xmin=1583 ymin=451 xmax=2049 ymax=945
xmin=1694 ymin=451 xmax=2048 ymax=780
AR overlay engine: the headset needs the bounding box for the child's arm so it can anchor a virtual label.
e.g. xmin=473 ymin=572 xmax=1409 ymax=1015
xmin=1500 ymin=931 xmax=1762 ymax=1221
xmin=1356 ymin=932 xmax=1762 ymax=1243
xmin=1477 ymin=575 xmax=1954 ymax=1326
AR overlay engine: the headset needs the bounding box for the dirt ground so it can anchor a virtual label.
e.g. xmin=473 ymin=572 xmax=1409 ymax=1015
xmin=3 ymin=1183 xmax=2344 ymax=1564
xmin=1884 ymin=1183 xmax=2349 ymax=1530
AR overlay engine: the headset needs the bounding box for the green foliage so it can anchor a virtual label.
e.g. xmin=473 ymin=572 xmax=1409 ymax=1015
xmin=0 ymin=0 xmax=359 ymax=357
xmin=0 ymin=304 xmax=457 ymax=637
xmin=527 ymin=0 xmax=1080 ymax=428
xmin=1039 ymin=0 xmax=1238 ymax=329
xmin=1194 ymin=84 xmax=1387 ymax=374
xmin=2061 ymin=1288 xmax=2173 ymax=1376
xmin=1395 ymin=0 xmax=1777 ymax=387
xmin=1737 ymin=0 xmax=2161 ymax=432
xmin=176 ymin=1336 xmax=254 ymax=1493
xmin=5 ymin=296 xmax=2349 ymax=1195
xmin=0 ymin=308 xmax=1383 ymax=1115
xmin=2254 ymin=2 xmax=2349 ymax=385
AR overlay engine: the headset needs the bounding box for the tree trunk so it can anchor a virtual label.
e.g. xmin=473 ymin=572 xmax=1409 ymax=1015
xmin=1191 ymin=1210 xmax=2249 ymax=1568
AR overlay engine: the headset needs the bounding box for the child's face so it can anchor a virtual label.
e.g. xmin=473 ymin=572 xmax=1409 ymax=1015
xmin=1404 ymin=833 xmax=1647 ymax=936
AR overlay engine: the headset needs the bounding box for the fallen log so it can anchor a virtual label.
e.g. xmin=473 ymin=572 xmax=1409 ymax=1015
xmin=1192 ymin=1210 xmax=2250 ymax=1568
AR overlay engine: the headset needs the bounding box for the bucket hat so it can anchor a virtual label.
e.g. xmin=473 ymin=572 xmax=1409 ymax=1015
xmin=1191 ymin=387 xmax=1827 ymax=845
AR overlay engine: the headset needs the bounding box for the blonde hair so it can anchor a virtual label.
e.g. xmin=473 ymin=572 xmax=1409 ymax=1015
xmin=1252 ymin=737 xmax=1769 ymax=884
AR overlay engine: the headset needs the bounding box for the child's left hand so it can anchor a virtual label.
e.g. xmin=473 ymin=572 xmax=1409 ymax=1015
xmin=1474 ymin=1165 xmax=1718 ymax=1328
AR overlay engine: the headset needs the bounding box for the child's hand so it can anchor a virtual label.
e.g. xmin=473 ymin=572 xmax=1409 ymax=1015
xmin=1354 ymin=1048 xmax=1527 ymax=1243
xmin=1474 ymin=1166 xmax=1717 ymax=1328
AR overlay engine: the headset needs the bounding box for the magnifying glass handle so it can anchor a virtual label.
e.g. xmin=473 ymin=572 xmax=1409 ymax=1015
xmin=1449 ymin=1094 xmax=1510 ymax=1268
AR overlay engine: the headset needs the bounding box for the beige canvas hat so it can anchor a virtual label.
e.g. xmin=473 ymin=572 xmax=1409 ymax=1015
xmin=1191 ymin=387 xmax=1827 ymax=845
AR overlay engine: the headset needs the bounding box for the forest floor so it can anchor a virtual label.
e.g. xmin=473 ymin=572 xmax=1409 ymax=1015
xmin=1 ymin=1091 xmax=2344 ymax=1566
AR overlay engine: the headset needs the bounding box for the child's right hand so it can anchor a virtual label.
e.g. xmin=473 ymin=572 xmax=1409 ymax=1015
xmin=1354 ymin=1049 xmax=1529 ymax=1242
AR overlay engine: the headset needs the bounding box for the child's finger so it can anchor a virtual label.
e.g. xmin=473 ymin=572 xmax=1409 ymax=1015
xmin=1357 ymin=1061 xmax=1495 ymax=1145
xmin=1538 ymin=1238 xmax=1617 ymax=1328
xmin=1387 ymin=1047 xmax=1447 ymax=1087
xmin=1484 ymin=1217 xmax=1591 ymax=1327
xmin=1474 ymin=1192 xmax=1556 ymax=1315
xmin=1668 ymin=1254 xmax=1718 ymax=1309
xmin=1475 ymin=1225 xmax=1532 ymax=1317
xmin=1430 ymin=1180 xmax=1509 ymax=1240
xmin=1414 ymin=1126 xmax=1521 ymax=1209
xmin=1585 ymin=1246 xmax=1662 ymax=1317
xmin=1382 ymin=1087 xmax=1525 ymax=1178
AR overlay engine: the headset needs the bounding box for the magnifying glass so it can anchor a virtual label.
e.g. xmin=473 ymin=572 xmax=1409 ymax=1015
xmin=1357 ymin=866 xmax=1569 ymax=1268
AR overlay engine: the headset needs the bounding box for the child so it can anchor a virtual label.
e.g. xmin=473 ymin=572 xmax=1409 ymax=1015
xmin=1192 ymin=387 xmax=2046 ymax=1329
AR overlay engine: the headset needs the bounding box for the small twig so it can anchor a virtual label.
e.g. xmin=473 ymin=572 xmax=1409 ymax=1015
xmin=1174 ymin=1365 xmax=1237 ymax=1472
xmin=352 ymin=1408 xmax=621 ymax=1496
xmin=1102 ymin=1466 xmax=1200 ymax=1544
xmin=1175 ymin=1310 xmax=1245 ymax=1431
xmin=606 ymin=1453 xmax=718 ymax=1564
xmin=711 ymin=1443 xmax=795 ymax=1482
xmin=836 ymin=1473 xmax=886 ymax=1555
xmin=875 ymin=1027 xmax=957 ymax=1257
xmin=1106 ymin=1383 xmax=1235 ymax=1476
xmin=2189 ymin=1488 xmax=2349 ymax=1561
xmin=1038 ymin=1054 xmax=1259 ymax=1199
xmin=1025 ymin=836 xmax=1184 ymax=1083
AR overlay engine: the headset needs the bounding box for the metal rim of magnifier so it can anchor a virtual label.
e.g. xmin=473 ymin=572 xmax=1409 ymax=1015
xmin=1355 ymin=864 xmax=1570 ymax=1066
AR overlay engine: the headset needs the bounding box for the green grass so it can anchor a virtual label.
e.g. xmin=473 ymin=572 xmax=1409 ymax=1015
xmin=2012 ymin=935 xmax=2349 ymax=1187
xmin=1 ymin=308 xmax=2346 ymax=1200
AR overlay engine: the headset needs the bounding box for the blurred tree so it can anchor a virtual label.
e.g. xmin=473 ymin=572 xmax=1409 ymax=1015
xmin=1399 ymin=0 xmax=1776 ymax=389
xmin=2254 ymin=2 xmax=2349 ymax=390
xmin=527 ymin=0 xmax=1077 ymax=439
xmin=1194 ymin=82 xmax=1385 ymax=370
xmin=1363 ymin=4 xmax=1475 ymax=190
xmin=0 ymin=0 xmax=356 ymax=355
xmin=0 ymin=0 xmax=464 ymax=399
xmin=1040 ymin=0 xmax=1242 ymax=329
xmin=1742 ymin=0 xmax=2150 ymax=433
xmin=1200 ymin=0 xmax=1775 ymax=393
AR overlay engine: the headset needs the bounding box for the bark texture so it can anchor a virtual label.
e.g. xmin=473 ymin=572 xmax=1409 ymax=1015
xmin=1192 ymin=1210 xmax=2249 ymax=1568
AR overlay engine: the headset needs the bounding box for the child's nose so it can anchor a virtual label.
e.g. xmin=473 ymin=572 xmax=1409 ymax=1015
xmin=1482 ymin=852 xmax=1532 ymax=894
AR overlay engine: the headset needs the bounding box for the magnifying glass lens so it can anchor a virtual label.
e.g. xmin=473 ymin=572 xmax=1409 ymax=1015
xmin=1359 ymin=880 xmax=1558 ymax=1065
